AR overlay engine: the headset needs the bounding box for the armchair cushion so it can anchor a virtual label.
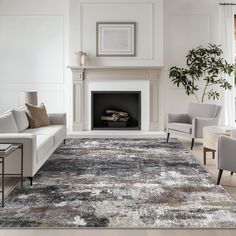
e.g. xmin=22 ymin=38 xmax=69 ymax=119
xmin=0 ymin=112 xmax=18 ymax=133
xmin=167 ymin=113 xmax=190 ymax=124
xmin=167 ymin=123 xmax=192 ymax=134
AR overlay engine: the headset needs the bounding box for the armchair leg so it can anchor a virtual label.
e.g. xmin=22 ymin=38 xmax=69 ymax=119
xmin=63 ymin=139 xmax=66 ymax=145
xmin=217 ymin=169 xmax=223 ymax=185
xmin=191 ymin=138 xmax=195 ymax=150
xmin=166 ymin=133 xmax=170 ymax=142
xmin=231 ymin=172 xmax=234 ymax=176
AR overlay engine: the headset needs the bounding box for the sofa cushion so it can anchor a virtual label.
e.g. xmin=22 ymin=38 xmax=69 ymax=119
xmin=23 ymin=125 xmax=65 ymax=144
xmin=25 ymin=103 xmax=50 ymax=128
xmin=168 ymin=123 xmax=192 ymax=134
xmin=12 ymin=108 xmax=29 ymax=132
xmin=36 ymin=135 xmax=54 ymax=163
xmin=0 ymin=112 xmax=18 ymax=133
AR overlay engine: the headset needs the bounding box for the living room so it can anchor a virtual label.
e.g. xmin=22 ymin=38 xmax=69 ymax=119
xmin=1 ymin=0 xmax=236 ymax=235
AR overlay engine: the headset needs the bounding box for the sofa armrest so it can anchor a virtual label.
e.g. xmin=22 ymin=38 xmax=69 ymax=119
xmin=0 ymin=133 xmax=37 ymax=177
xmin=167 ymin=113 xmax=189 ymax=124
xmin=48 ymin=113 xmax=66 ymax=125
xmin=217 ymin=135 xmax=236 ymax=171
xmin=192 ymin=117 xmax=218 ymax=138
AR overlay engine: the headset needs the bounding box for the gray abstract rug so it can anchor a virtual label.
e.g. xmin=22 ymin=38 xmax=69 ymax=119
xmin=1 ymin=138 xmax=236 ymax=228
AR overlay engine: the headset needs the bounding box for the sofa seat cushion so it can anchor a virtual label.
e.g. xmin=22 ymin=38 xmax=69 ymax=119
xmin=36 ymin=135 xmax=54 ymax=163
xmin=23 ymin=125 xmax=65 ymax=144
xmin=168 ymin=123 xmax=192 ymax=134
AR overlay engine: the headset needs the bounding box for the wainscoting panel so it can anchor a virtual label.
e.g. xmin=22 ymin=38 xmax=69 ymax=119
xmin=0 ymin=84 xmax=64 ymax=113
xmin=0 ymin=15 xmax=65 ymax=113
xmin=70 ymin=0 xmax=163 ymax=66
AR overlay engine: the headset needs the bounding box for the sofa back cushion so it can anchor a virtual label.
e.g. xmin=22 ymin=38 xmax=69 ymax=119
xmin=0 ymin=111 xmax=18 ymax=133
xmin=25 ymin=103 xmax=50 ymax=128
xmin=12 ymin=108 xmax=29 ymax=132
xmin=187 ymin=103 xmax=218 ymax=120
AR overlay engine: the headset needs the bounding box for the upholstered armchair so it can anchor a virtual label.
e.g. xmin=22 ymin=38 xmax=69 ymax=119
xmin=217 ymin=130 xmax=236 ymax=185
xmin=167 ymin=103 xmax=222 ymax=149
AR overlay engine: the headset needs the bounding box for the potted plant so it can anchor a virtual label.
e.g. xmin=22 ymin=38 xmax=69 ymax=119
xmin=169 ymin=44 xmax=235 ymax=103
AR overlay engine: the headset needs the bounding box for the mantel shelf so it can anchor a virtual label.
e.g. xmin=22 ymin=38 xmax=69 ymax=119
xmin=67 ymin=65 xmax=162 ymax=70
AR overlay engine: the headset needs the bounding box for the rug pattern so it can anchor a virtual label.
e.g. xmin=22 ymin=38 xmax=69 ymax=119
xmin=1 ymin=138 xmax=236 ymax=228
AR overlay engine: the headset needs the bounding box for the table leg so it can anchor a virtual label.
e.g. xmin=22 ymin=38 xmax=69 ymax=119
xmin=20 ymin=146 xmax=23 ymax=188
xmin=2 ymin=158 xmax=4 ymax=207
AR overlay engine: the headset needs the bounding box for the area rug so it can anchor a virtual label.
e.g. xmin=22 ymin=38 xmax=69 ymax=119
xmin=1 ymin=138 xmax=236 ymax=228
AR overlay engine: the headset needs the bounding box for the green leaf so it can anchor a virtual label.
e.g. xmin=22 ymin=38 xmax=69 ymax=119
xmin=169 ymin=43 xmax=235 ymax=102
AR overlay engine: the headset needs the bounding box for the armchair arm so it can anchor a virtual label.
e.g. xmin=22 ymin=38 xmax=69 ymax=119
xmin=48 ymin=113 xmax=66 ymax=125
xmin=230 ymin=129 xmax=236 ymax=138
xmin=192 ymin=117 xmax=218 ymax=138
xmin=167 ymin=113 xmax=189 ymax=124
xmin=217 ymin=135 xmax=236 ymax=171
xmin=0 ymin=133 xmax=37 ymax=176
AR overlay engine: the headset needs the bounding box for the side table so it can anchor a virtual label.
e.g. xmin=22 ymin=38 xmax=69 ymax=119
xmin=0 ymin=144 xmax=23 ymax=207
xmin=203 ymin=126 xmax=231 ymax=165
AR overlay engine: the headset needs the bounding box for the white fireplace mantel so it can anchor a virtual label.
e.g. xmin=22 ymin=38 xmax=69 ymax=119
xmin=68 ymin=66 xmax=161 ymax=131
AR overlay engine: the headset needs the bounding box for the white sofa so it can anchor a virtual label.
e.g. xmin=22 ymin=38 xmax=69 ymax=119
xmin=0 ymin=108 xmax=66 ymax=184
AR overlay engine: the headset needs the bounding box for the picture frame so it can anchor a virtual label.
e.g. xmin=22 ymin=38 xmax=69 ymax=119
xmin=96 ymin=22 xmax=136 ymax=57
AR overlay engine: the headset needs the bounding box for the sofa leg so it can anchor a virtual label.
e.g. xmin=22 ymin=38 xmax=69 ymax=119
xmin=166 ymin=133 xmax=170 ymax=142
xmin=28 ymin=177 xmax=33 ymax=186
xmin=217 ymin=169 xmax=223 ymax=185
xmin=191 ymin=138 xmax=195 ymax=150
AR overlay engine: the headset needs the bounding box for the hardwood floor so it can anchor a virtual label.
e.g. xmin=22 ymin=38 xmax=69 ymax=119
xmin=1 ymin=134 xmax=236 ymax=235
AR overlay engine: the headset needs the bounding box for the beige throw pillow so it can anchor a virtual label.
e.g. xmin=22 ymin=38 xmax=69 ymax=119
xmin=25 ymin=103 xmax=50 ymax=128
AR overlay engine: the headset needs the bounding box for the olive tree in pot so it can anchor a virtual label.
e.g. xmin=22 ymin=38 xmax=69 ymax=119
xmin=169 ymin=44 xmax=235 ymax=103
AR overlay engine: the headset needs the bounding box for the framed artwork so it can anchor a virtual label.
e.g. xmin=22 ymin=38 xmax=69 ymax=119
xmin=96 ymin=22 xmax=136 ymax=57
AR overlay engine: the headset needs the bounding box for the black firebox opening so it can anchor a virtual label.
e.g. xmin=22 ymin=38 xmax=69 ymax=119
xmin=91 ymin=91 xmax=141 ymax=130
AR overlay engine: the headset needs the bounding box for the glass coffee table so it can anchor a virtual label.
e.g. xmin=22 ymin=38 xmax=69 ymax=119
xmin=0 ymin=143 xmax=23 ymax=207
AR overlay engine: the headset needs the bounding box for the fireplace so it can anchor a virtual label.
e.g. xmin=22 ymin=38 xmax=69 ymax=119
xmin=91 ymin=91 xmax=141 ymax=130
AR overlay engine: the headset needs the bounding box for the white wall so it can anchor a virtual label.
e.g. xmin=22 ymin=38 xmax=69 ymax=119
xmin=69 ymin=0 xmax=164 ymax=67
xmin=0 ymin=0 xmax=224 ymax=131
xmin=0 ymin=0 xmax=69 ymax=114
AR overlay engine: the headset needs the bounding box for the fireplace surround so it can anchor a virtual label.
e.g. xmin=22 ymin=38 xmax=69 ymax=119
xmin=91 ymin=91 xmax=141 ymax=130
xmin=68 ymin=66 xmax=160 ymax=131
